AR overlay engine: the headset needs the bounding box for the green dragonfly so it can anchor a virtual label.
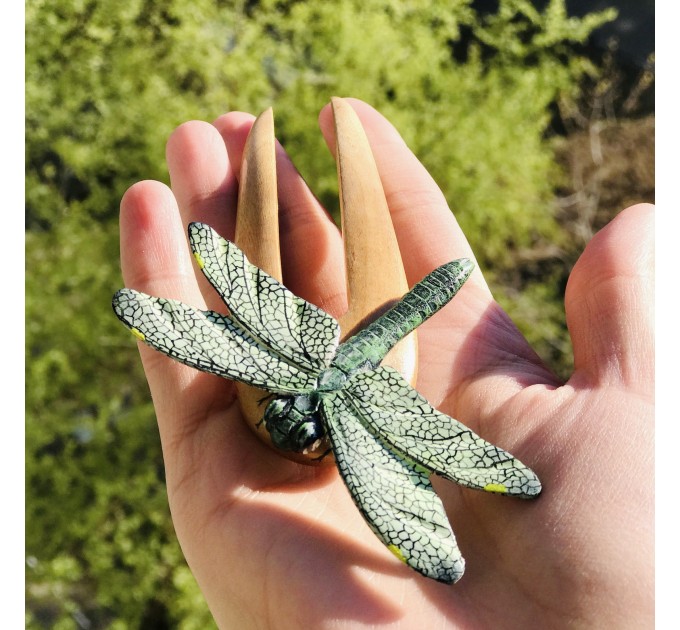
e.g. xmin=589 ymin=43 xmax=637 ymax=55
xmin=113 ymin=222 xmax=541 ymax=583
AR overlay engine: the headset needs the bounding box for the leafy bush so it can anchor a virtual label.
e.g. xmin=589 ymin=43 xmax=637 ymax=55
xmin=26 ymin=1 xmax=615 ymax=626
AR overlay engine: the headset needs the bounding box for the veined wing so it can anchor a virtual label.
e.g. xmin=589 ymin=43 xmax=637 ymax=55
xmin=321 ymin=391 xmax=465 ymax=583
xmin=112 ymin=288 xmax=318 ymax=394
xmin=346 ymin=367 xmax=542 ymax=498
xmin=189 ymin=223 xmax=340 ymax=372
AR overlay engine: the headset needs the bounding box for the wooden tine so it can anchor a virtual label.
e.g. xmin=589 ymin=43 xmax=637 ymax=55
xmin=232 ymin=108 xmax=293 ymax=459
xmin=234 ymin=100 xmax=417 ymax=465
xmin=233 ymin=108 xmax=282 ymax=279
xmin=332 ymin=97 xmax=417 ymax=381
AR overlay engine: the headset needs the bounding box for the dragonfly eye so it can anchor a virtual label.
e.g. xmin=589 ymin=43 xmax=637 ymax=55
xmin=293 ymin=416 xmax=326 ymax=453
xmin=263 ymin=397 xmax=292 ymax=423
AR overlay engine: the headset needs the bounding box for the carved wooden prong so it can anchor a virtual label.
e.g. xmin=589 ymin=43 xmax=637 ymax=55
xmin=332 ymin=97 xmax=417 ymax=383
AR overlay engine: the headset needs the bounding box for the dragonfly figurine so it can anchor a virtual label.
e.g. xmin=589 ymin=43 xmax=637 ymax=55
xmin=113 ymin=222 xmax=541 ymax=583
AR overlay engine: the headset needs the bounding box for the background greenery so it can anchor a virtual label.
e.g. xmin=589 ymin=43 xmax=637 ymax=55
xmin=26 ymin=1 xmax=653 ymax=627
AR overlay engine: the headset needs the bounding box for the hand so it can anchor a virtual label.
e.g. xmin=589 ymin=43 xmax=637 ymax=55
xmin=118 ymin=99 xmax=654 ymax=628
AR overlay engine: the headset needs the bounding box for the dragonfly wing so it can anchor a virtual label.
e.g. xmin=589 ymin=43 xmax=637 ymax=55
xmin=188 ymin=223 xmax=340 ymax=371
xmin=113 ymin=288 xmax=318 ymax=394
xmin=321 ymin=391 xmax=465 ymax=583
xmin=346 ymin=367 xmax=542 ymax=498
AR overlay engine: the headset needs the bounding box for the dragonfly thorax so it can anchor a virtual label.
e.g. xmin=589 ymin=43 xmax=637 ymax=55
xmin=263 ymin=393 xmax=326 ymax=453
xmin=316 ymin=366 xmax=348 ymax=392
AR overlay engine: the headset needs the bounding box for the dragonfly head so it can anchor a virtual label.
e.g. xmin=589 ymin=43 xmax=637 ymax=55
xmin=263 ymin=394 xmax=326 ymax=454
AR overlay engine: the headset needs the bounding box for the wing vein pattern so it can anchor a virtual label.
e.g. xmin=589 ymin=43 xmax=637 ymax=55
xmin=346 ymin=367 xmax=542 ymax=497
xmin=322 ymin=390 xmax=465 ymax=583
xmin=112 ymin=289 xmax=317 ymax=394
xmin=189 ymin=222 xmax=340 ymax=372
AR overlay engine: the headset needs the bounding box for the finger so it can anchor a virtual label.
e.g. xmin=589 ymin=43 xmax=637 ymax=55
xmin=166 ymin=120 xmax=239 ymax=313
xmin=214 ymin=112 xmax=348 ymax=319
xmin=319 ymin=99 xmax=557 ymax=403
xmin=166 ymin=120 xmax=239 ymax=237
xmin=565 ymin=203 xmax=654 ymax=393
xmin=119 ymin=180 xmax=234 ymax=435
xmin=120 ymin=181 xmax=205 ymax=309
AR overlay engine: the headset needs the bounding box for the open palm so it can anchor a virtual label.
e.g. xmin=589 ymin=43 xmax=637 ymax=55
xmin=118 ymin=99 xmax=653 ymax=628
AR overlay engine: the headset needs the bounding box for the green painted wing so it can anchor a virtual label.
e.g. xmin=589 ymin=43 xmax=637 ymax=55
xmin=112 ymin=289 xmax=319 ymax=394
xmin=346 ymin=367 xmax=542 ymax=497
xmin=321 ymin=390 xmax=465 ymax=584
xmin=113 ymin=225 xmax=342 ymax=394
xmin=188 ymin=222 xmax=340 ymax=372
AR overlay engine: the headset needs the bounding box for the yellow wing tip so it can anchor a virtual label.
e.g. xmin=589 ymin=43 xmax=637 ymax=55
xmin=484 ymin=483 xmax=508 ymax=494
xmin=387 ymin=544 xmax=408 ymax=564
xmin=193 ymin=251 xmax=205 ymax=269
xmin=131 ymin=327 xmax=146 ymax=341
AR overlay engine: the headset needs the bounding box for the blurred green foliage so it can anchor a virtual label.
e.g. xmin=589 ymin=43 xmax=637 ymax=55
xmin=26 ymin=0 xmax=615 ymax=626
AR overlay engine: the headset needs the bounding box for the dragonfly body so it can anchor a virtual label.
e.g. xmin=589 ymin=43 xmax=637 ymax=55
xmin=264 ymin=259 xmax=474 ymax=454
xmin=113 ymin=222 xmax=541 ymax=584
xmin=332 ymin=260 xmax=473 ymax=374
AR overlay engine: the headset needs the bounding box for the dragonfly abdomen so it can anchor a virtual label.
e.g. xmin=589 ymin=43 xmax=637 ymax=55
xmin=332 ymin=259 xmax=474 ymax=374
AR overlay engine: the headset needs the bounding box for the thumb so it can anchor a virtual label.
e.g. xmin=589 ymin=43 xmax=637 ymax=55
xmin=564 ymin=203 xmax=654 ymax=393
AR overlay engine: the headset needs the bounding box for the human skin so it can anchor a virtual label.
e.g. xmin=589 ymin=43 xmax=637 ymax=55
xmin=118 ymin=99 xmax=654 ymax=629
